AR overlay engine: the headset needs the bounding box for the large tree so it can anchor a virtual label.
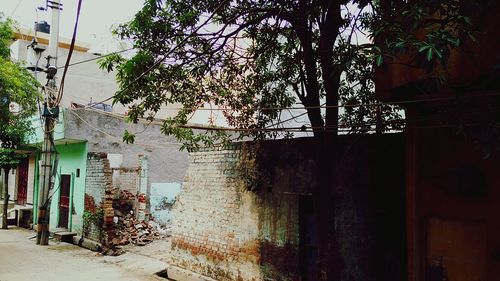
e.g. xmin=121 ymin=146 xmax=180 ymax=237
xmin=102 ymin=0 xmax=477 ymax=279
xmin=101 ymin=0 xmax=475 ymax=145
xmin=0 ymin=18 xmax=40 ymax=229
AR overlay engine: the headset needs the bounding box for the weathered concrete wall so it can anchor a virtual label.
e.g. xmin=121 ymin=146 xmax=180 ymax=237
xmin=64 ymin=108 xmax=189 ymax=222
xmin=64 ymin=108 xmax=187 ymax=184
xmin=11 ymin=38 xmax=179 ymax=120
xmin=150 ymin=182 xmax=181 ymax=226
xmin=171 ymin=135 xmax=407 ymax=281
xmin=65 ymin=109 xmax=187 ymax=182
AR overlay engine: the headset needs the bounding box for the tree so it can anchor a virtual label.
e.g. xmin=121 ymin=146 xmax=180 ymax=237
xmin=0 ymin=18 xmax=40 ymax=229
xmin=101 ymin=0 xmax=477 ymax=279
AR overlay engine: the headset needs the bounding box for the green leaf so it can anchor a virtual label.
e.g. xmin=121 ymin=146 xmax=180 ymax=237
xmin=426 ymin=48 xmax=433 ymax=61
xmin=122 ymin=130 xmax=135 ymax=144
xmin=434 ymin=48 xmax=443 ymax=59
xmin=463 ymin=16 xmax=472 ymax=25
xmin=0 ymin=20 xmax=40 ymax=168
xmin=418 ymin=45 xmax=430 ymax=53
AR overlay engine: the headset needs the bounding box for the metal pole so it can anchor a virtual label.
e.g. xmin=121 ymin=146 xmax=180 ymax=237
xmin=36 ymin=0 xmax=61 ymax=246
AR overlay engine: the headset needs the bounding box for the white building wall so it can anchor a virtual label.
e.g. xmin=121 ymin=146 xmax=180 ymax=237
xmin=26 ymin=154 xmax=35 ymax=204
xmin=9 ymin=39 xmax=177 ymax=119
xmin=7 ymin=169 xmax=16 ymax=201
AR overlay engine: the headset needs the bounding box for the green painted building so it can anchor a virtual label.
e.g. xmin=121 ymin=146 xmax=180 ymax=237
xmin=29 ymin=109 xmax=88 ymax=234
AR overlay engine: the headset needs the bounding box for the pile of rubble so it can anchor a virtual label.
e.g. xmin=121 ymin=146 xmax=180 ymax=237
xmin=101 ymin=214 xmax=171 ymax=256
xmin=100 ymin=189 xmax=171 ymax=256
xmin=110 ymin=213 xmax=170 ymax=247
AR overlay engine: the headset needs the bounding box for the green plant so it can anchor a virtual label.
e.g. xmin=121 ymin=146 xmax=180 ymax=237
xmin=82 ymin=209 xmax=104 ymax=239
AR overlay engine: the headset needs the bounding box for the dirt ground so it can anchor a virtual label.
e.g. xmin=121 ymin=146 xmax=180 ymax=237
xmin=0 ymin=227 xmax=171 ymax=281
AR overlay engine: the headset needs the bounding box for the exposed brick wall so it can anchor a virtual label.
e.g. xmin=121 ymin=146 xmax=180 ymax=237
xmin=171 ymin=144 xmax=303 ymax=281
xmin=85 ymin=153 xmax=110 ymax=208
xmin=171 ymin=136 xmax=407 ymax=281
xmin=85 ymin=219 xmax=102 ymax=242
xmin=171 ymin=146 xmax=263 ymax=281
xmin=112 ymin=168 xmax=139 ymax=195
xmin=84 ymin=152 xmax=113 ymax=243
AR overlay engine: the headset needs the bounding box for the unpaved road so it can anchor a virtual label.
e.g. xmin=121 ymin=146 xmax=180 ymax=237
xmin=0 ymin=227 xmax=168 ymax=281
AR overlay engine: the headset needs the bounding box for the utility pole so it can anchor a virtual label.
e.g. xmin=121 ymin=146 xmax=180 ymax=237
xmin=36 ymin=0 xmax=61 ymax=245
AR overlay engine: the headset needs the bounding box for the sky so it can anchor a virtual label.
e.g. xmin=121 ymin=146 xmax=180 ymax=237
xmin=1 ymin=0 xmax=144 ymax=53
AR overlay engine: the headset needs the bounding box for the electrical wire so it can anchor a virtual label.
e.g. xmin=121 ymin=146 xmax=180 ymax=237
xmin=68 ymin=109 xmax=183 ymax=148
xmin=176 ymin=105 xmax=500 ymax=133
xmin=73 ymin=97 xmax=500 ymax=135
xmin=48 ymin=1 xmax=500 ymax=136
xmin=56 ymin=0 xmax=83 ymax=105
xmin=10 ymin=0 xmax=25 ymax=18
xmin=34 ymin=51 xmax=45 ymax=127
xmin=82 ymin=0 xmax=230 ymax=110
xmin=56 ymin=47 xmax=134 ymax=70
xmin=84 ymin=90 xmax=500 ymax=115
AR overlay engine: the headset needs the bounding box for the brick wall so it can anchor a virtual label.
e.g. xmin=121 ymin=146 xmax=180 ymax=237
xmin=84 ymin=152 xmax=113 ymax=242
xmin=171 ymin=143 xmax=305 ymax=281
xmin=171 ymin=146 xmax=263 ymax=281
xmin=85 ymin=153 xmax=109 ymax=207
xmin=112 ymin=168 xmax=139 ymax=195
xmin=171 ymin=136 xmax=407 ymax=281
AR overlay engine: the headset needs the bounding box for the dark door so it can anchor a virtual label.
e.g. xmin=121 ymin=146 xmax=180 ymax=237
xmin=58 ymin=175 xmax=71 ymax=228
xmin=299 ymin=195 xmax=318 ymax=281
xmin=16 ymin=158 xmax=29 ymax=205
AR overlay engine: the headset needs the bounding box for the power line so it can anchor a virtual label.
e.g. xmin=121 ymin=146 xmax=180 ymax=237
xmin=177 ymin=104 xmax=500 ymax=133
xmin=82 ymin=0 xmax=230 ymax=109
xmin=56 ymin=47 xmax=134 ymax=70
xmin=179 ymin=121 xmax=500 ymax=133
xmin=84 ymin=90 xmax=500 ymax=113
xmin=68 ymin=109 xmax=182 ymax=148
xmin=68 ymin=104 xmax=500 ymax=152
xmin=10 ymin=0 xmax=25 ymax=18
xmin=56 ymin=0 xmax=83 ymax=105
xmin=77 ymin=94 xmax=500 ymax=136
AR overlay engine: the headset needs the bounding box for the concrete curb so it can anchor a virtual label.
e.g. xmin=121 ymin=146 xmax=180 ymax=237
xmin=72 ymin=236 xmax=102 ymax=252
xmin=166 ymin=265 xmax=216 ymax=281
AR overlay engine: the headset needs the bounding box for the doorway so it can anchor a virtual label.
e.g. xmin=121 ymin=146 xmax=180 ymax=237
xmin=16 ymin=158 xmax=29 ymax=205
xmin=299 ymin=195 xmax=318 ymax=281
xmin=58 ymin=174 xmax=71 ymax=228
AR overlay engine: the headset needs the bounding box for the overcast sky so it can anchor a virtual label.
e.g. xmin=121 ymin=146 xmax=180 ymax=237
xmin=1 ymin=0 xmax=144 ymax=52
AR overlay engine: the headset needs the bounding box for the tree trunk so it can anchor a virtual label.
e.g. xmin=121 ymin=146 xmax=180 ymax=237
xmin=295 ymin=0 xmax=325 ymax=135
xmin=312 ymin=4 xmax=344 ymax=281
xmin=2 ymin=168 xmax=10 ymax=229
xmin=318 ymin=47 xmax=342 ymax=281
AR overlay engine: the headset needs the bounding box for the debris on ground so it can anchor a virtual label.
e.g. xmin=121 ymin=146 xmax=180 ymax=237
xmin=114 ymin=214 xmax=170 ymax=246
xmin=100 ymin=189 xmax=171 ymax=256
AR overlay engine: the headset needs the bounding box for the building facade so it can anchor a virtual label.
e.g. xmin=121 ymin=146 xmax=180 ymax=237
xmin=3 ymin=28 xmax=189 ymax=235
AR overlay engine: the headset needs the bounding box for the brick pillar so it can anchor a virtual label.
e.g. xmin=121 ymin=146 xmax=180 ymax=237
xmin=137 ymin=154 xmax=148 ymax=221
xmin=100 ymin=153 xmax=115 ymax=245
